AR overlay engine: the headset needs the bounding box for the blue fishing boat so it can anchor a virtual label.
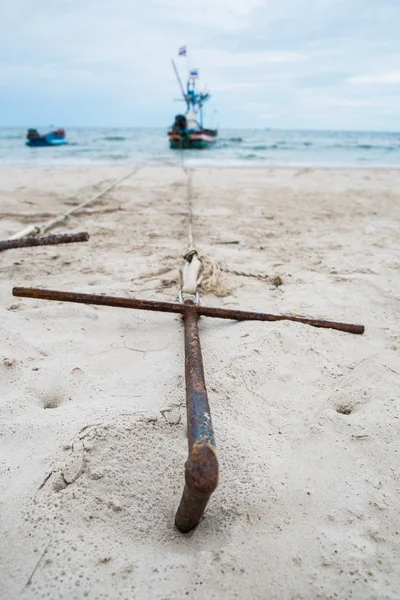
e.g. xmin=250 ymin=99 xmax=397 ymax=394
xmin=168 ymin=59 xmax=217 ymax=149
xmin=26 ymin=128 xmax=68 ymax=147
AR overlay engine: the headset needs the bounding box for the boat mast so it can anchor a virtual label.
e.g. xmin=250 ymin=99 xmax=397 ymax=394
xmin=171 ymin=59 xmax=189 ymax=110
xmin=171 ymin=58 xmax=211 ymax=130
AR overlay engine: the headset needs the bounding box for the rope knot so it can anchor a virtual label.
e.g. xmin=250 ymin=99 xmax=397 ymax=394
xmin=183 ymin=249 xmax=198 ymax=263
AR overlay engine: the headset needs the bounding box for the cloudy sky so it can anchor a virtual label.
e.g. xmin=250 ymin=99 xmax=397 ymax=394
xmin=1 ymin=0 xmax=399 ymax=130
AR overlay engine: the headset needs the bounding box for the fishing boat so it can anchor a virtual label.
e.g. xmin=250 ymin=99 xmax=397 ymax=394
xmin=26 ymin=128 xmax=68 ymax=147
xmin=168 ymin=60 xmax=217 ymax=149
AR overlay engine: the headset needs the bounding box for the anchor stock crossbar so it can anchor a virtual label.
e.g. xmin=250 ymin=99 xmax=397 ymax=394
xmin=12 ymin=286 xmax=365 ymax=532
xmin=12 ymin=288 xmax=365 ymax=335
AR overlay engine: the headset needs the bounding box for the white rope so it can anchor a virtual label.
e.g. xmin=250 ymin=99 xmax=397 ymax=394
xmin=220 ymin=265 xmax=283 ymax=287
xmin=181 ymin=166 xmax=203 ymax=295
xmin=180 ymin=166 xmax=232 ymax=297
xmin=220 ymin=266 xmax=270 ymax=280
xmin=184 ymin=167 xmax=195 ymax=253
xmin=9 ymin=167 xmax=139 ymax=240
xmin=182 ymin=252 xmax=202 ymax=294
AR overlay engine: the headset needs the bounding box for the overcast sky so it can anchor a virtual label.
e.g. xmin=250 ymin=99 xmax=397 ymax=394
xmin=1 ymin=0 xmax=399 ymax=130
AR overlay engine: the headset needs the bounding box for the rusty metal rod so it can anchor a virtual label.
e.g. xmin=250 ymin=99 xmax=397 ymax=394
xmin=0 ymin=232 xmax=89 ymax=252
xmin=175 ymin=301 xmax=218 ymax=533
xmin=12 ymin=287 xmax=365 ymax=335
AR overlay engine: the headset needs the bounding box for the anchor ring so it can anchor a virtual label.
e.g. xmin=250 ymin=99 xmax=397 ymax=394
xmin=178 ymin=290 xmax=199 ymax=305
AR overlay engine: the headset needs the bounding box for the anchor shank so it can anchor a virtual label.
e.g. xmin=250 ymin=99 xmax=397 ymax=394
xmin=175 ymin=301 xmax=218 ymax=533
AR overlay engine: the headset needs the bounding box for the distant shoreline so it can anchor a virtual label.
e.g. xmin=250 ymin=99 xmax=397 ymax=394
xmin=1 ymin=128 xmax=399 ymax=168
xmin=1 ymin=126 xmax=399 ymax=134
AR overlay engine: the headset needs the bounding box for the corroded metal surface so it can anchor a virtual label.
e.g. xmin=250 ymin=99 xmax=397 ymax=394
xmin=175 ymin=302 xmax=218 ymax=533
xmin=11 ymin=285 xmax=366 ymax=533
xmin=0 ymin=232 xmax=89 ymax=252
xmin=12 ymin=287 xmax=365 ymax=335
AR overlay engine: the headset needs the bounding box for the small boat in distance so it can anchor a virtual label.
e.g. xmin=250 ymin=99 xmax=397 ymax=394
xmin=168 ymin=60 xmax=217 ymax=149
xmin=26 ymin=128 xmax=68 ymax=147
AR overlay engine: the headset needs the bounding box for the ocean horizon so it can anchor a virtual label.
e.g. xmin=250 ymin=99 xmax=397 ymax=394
xmin=1 ymin=127 xmax=399 ymax=168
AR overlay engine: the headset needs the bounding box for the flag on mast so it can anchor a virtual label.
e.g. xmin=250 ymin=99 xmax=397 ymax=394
xmin=190 ymin=69 xmax=199 ymax=79
xmin=178 ymin=45 xmax=187 ymax=56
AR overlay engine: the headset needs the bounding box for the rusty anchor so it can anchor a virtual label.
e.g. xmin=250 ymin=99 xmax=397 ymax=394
xmin=12 ymin=286 xmax=365 ymax=532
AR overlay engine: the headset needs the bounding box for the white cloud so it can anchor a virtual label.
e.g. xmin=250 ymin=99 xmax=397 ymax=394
xmin=258 ymin=112 xmax=281 ymax=120
xmin=0 ymin=0 xmax=400 ymax=128
xmin=211 ymin=76 xmax=293 ymax=92
xmin=212 ymin=82 xmax=265 ymax=92
xmin=152 ymin=0 xmax=265 ymax=30
xmin=347 ymin=73 xmax=400 ymax=85
xmin=196 ymin=49 xmax=312 ymax=69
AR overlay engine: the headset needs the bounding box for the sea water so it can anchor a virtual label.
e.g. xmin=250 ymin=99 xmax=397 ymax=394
xmin=0 ymin=127 xmax=399 ymax=167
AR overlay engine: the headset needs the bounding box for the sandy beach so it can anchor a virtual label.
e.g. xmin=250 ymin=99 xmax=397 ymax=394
xmin=1 ymin=165 xmax=399 ymax=599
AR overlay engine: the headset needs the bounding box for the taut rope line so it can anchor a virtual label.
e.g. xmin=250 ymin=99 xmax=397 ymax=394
xmin=184 ymin=167 xmax=195 ymax=252
xmin=179 ymin=162 xmax=280 ymax=292
xmin=9 ymin=167 xmax=139 ymax=241
xmin=180 ymin=165 xmax=233 ymax=298
xmin=180 ymin=164 xmax=202 ymax=298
